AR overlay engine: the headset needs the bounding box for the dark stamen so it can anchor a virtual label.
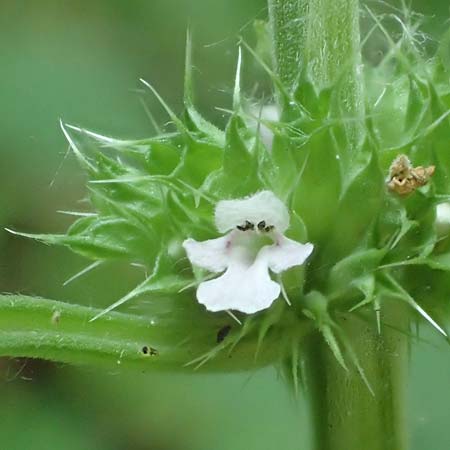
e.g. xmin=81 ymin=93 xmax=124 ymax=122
xmin=257 ymin=220 xmax=266 ymax=230
xmin=237 ymin=220 xmax=255 ymax=231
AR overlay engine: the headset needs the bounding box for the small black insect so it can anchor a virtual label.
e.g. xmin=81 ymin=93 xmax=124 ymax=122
xmin=142 ymin=345 xmax=159 ymax=356
xmin=216 ymin=325 xmax=232 ymax=343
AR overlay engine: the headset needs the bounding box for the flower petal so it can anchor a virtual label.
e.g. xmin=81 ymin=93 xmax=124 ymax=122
xmin=215 ymin=191 xmax=290 ymax=233
xmin=263 ymin=236 xmax=313 ymax=273
xmin=196 ymin=256 xmax=280 ymax=313
xmin=183 ymin=235 xmax=230 ymax=273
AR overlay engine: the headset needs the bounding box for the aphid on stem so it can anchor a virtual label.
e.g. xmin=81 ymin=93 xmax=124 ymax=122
xmin=142 ymin=346 xmax=158 ymax=356
xmin=216 ymin=325 xmax=232 ymax=343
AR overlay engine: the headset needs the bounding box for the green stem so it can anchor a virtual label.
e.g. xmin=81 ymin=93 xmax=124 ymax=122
xmin=0 ymin=295 xmax=275 ymax=371
xmin=268 ymin=0 xmax=307 ymax=92
xmin=304 ymin=306 xmax=408 ymax=450
xmin=269 ymin=0 xmax=365 ymax=147
xmin=304 ymin=0 xmax=361 ymax=89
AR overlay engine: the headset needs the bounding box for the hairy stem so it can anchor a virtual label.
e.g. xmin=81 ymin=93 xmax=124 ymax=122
xmin=0 ymin=295 xmax=275 ymax=372
xmin=305 ymin=0 xmax=361 ymax=89
xmin=304 ymin=304 xmax=408 ymax=450
xmin=268 ymin=0 xmax=307 ymax=92
xmin=269 ymin=0 xmax=365 ymax=148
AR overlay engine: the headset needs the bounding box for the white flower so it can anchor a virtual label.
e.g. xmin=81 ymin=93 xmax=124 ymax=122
xmin=183 ymin=191 xmax=313 ymax=314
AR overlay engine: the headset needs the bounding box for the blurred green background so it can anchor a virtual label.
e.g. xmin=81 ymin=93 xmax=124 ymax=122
xmin=1 ymin=1 xmax=450 ymax=449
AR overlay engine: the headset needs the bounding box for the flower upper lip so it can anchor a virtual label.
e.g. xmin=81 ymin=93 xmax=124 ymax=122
xmin=214 ymin=190 xmax=290 ymax=233
xmin=183 ymin=191 xmax=314 ymax=314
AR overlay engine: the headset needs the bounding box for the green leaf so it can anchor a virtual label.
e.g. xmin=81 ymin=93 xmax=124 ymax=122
xmin=223 ymin=115 xmax=253 ymax=177
xmin=293 ymin=78 xmax=323 ymax=120
xmin=145 ymin=142 xmax=181 ymax=175
xmin=380 ymin=273 xmax=447 ymax=337
xmin=218 ymin=115 xmax=260 ymax=196
xmin=268 ymin=134 xmax=300 ymax=200
xmin=303 ymin=290 xmax=329 ymax=321
xmin=328 ymin=248 xmax=386 ymax=299
xmin=382 ymin=191 xmax=437 ymax=265
xmin=174 ymin=138 xmax=223 ymax=188
xmin=367 ymin=75 xmax=410 ymax=150
xmin=348 ymin=274 xmax=376 ymax=312
xmin=90 ymin=261 xmax=192 ymax=321
xmin=326 ymin=149 xmax=384 ymax=259
xmin=428 ymin=86 xmax=450 ymax=193
xmin=291 ymin=127 xmax=341 ymax=244
xmin=437 ymin=28 xmax=450 ymax=73
xmin=182 ymin=30 xmax=225 ymax=146
xmin=6 ymin=219 xmax=152 ymax=263
xmin=404 ymin=75 xmax=429 ymax=138
xmin=64 ymin=216 xmax=156 ymax=261
xmin=411 ymin=252 xmax=450 ymax=272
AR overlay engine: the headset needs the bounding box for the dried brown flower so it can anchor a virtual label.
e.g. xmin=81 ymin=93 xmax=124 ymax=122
xmin=387 ymin=154 xmax=435 ymax=195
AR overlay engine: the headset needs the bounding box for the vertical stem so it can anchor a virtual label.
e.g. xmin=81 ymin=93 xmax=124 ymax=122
xmin=304 ymin=0 xmax=361 ymax=89
xmin=306 ymin=0 xmax=365 ymax=149
xmin=304 ymin=304 xmax=409 ymax=450
xmin=268 ymin=0 xmax=365 ymax=147
xmin=268 ymin=0 xmax=307 ymax=92
xmin=269 ymin=1 xmax=408 ymax=449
